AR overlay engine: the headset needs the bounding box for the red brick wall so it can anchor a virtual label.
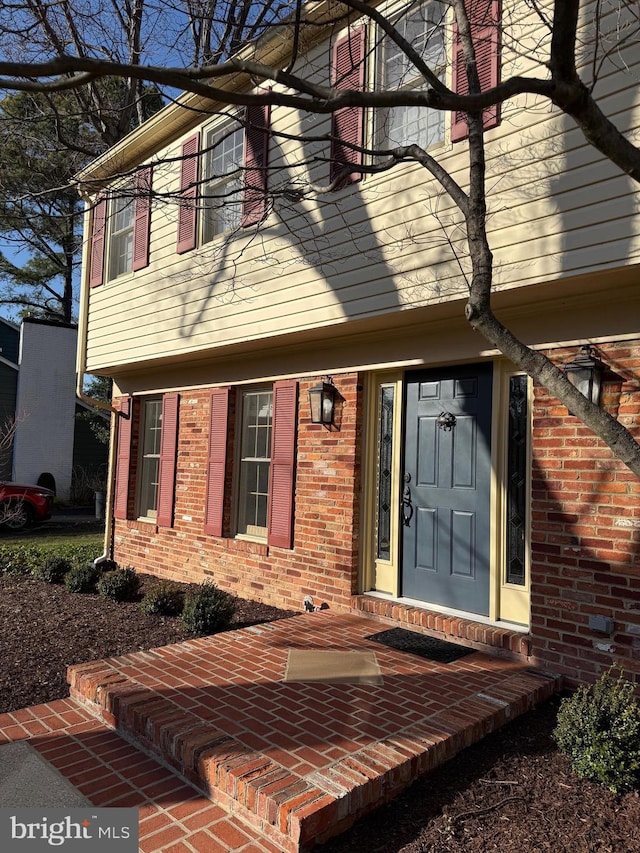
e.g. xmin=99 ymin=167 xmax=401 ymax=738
xmin=112 ymin=345 xmax=640 ymax=686
xmin=112 ymin=374 xmax=361 ymax=613
xmin=530 ymin=342 xmax=640 ymax=685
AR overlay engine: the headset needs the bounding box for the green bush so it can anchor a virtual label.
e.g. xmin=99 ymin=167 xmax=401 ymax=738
xmin=56 ymin=544 xmax=103 ymax=570
xmin=64 ymin=562 xmax=102 ymax=594
xmin=181 ymin=581 xmax=236 ymax=637
xmin=0 ymin=544 xmax=41 ymax=576
xmin=34 ymin=556 xmax=72 ymax=584
xmin=97 ymin=566 xmax=141 ymax=602
xmin=94 ymin=558 xmax=118 ymax=573
xmin=0 ymin=542 xmax=101 ymax=577
xmin=140 ymin=581 xmax=185 ymax=616
xmin=554 ymin=667 xmax=640 ymax=794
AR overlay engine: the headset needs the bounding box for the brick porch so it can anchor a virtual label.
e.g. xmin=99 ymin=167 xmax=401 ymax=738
xmin=61 ymin=610 xmax=559 ymax=851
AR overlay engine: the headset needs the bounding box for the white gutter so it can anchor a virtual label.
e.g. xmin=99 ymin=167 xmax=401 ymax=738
xmin=76 ymin=199 xmax=119 ymax=565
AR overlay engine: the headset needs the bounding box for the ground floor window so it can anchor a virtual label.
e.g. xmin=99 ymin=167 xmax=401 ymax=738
xmin=137 ymin=398 xmax=162 ymax=519
xmin=237 ymin=388 xmax=273 ymax=538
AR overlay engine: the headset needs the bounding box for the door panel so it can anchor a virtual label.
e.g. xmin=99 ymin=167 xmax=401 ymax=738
xmin=402 ymin=364 xmax=493 ymax=615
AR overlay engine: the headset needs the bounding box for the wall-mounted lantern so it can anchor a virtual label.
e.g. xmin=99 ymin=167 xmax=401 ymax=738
xmin=563 ymin=344 xmax=605 ymax=406
xmin=309 ymin=378 xmax=337 ymax=426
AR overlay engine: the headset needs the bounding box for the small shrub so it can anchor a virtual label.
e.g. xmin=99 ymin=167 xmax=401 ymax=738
xmin=181 ymin=581 xmax=236 ymax=637
xmin=64 ymin=562 xmax=102 ymax=594
xmin=140 ymin=581 xmax=185 ymax=616
xmin=97 ymin=566 xmax=141 ymax=602
xmin=34 ymin=556 xmax=72 ymax=584
xmin=554 ymin=667 xmax=640 ymax=794
xmin=94 ymin=558 xmax=118 ymax=573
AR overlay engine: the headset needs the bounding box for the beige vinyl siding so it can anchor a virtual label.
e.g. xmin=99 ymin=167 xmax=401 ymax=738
xmin=83 ymin=2 xmax=640 ymax=373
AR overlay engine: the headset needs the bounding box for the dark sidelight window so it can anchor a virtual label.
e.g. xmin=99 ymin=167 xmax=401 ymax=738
xmin=506 ymin=374 xmax=528 ymax=586
xmin=377 ymin=385 xmax=395 ymax=561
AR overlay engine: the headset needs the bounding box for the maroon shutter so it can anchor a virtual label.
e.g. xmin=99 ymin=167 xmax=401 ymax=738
xmin=156 ymin=393 xmax=179 ymax=528
xmin=132 ymin=166 xmax=152 ymax=271
xmin=242 ymin=103 xmax=271 ymax=227
xmin=89 ymin=196 xmax=107 ymax=288
xmin=114 ymin=397 xmax=133 ymax=520
xmin=204 ymin=387 xmax=229 ymax=536
xmin=267 ymin=380 xmax=298 ymax=549
xmin=451 ymin=0 xmax=501 ymax=142
xmin=330 ymin=27 xmax=365 ymax=186
xmin=177 ymin=134 xmax=199 ymax=253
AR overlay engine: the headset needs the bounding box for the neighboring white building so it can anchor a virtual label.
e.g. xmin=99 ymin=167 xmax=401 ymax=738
xmin=11 ymin=318 xmax=107 ymax=501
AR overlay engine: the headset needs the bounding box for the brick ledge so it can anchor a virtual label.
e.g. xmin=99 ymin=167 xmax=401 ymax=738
xmin=351 ymin=594 xmax=532 ymax=659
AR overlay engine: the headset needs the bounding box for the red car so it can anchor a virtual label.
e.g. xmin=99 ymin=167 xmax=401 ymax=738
xmin=0 ymin=482 xmax=54 ymax=530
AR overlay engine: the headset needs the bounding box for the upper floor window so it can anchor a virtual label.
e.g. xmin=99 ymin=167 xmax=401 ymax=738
xmin=202 ymin=123 xmax=244 ymax=243
xmin=89 ymin=167 xmax=152 ymax=289
xmin=329 ymin=1 xmax=500 ymax=178
xmin=376 ymin=2 xmax=446 ymax=149
xmin=176 ymin=104 xmax=271 ymax=254
xmin=108 ymin=185 xmax=134 ymax=281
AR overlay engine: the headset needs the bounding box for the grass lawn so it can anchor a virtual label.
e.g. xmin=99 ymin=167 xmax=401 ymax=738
xmin=0 ymin=530 xmax=104 ymax=547
xmin=0 ymin=513 xmax=104 ymax=549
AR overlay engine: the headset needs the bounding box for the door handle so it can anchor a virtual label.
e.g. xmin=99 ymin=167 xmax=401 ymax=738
xmin=402 ymin=472 xmax=413 ymax=527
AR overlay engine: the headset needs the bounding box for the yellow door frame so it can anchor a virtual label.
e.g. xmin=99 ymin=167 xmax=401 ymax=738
xmin=361 ymin=362 xmax=531 ymax=626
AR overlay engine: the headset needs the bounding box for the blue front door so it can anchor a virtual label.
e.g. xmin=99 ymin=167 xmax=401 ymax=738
xmin=402 ymin=364 xmax=493 ymax=616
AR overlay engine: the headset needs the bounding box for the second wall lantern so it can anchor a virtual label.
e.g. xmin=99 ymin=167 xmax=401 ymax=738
xmin=563 ymin=344 xmax=604 ymax=406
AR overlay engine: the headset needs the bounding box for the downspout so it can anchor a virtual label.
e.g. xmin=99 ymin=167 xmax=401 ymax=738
xmin=76 ymin=195 xmax=119 ymax=566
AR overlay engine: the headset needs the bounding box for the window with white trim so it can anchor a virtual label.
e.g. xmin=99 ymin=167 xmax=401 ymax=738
xmin=108 ymin=183 xmax=135 ymax=281
xmin=202 ymin=122 xmax=244 ymax=242
xmin=137 ymin=398 xmax=162 ymax=520
xmin=376 ymin=2 xmax=446 ymax=149
xmin=236 ymin=388 xmax=273 ymax=538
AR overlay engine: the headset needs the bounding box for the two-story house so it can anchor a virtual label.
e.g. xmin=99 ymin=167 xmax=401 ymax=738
xmin=77 ymin=0 xmax=640 ymax=685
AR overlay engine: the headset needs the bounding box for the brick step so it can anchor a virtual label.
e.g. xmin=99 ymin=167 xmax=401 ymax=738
xmin=67 ymin=613 xmax=560 ymax=851
xmin=352 ymin=594 xmax=532 ymax=659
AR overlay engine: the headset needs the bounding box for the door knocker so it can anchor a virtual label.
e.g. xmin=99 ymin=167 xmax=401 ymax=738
xmin=436 ymin=411 xmax=456 ymax=431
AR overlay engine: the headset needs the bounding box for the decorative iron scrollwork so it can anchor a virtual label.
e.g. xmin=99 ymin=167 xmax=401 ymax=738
xmin=436 ymin=411 xmax=456 ymax=431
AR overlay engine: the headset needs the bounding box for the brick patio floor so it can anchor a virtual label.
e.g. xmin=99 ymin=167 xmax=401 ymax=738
xmin=41 ymin=610 xmax=558 ymax=852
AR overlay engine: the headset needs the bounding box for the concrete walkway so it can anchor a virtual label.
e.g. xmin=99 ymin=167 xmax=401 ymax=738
xmin=0 ymin=698 xmax=280 ymax=852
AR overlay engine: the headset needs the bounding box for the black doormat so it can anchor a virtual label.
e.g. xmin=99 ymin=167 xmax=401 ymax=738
xmin=365 ymin=627 xmax=475 ymax=664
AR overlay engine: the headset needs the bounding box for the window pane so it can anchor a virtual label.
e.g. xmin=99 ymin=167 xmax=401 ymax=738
xmin=378 ymin=2 xmax=445 ymax=149
xmin=138 ymin=399 xmax=162 ymax=519
xmin=108 ymin=187 xmax=135 ymax=280
xmin=139 ymin=457 xmax=160 ymax=519
xmin=202 ymin=124 xmax=244 ymax=242
xmin=238 ymin=460 xmax=270 ymax=534
xmin=237 ymin=390 xmax=272 ymax=536
xmin=385 ymin=104 xmax=444 ymax=149
xmin=110 ymin=231 xmax=134 ymax=280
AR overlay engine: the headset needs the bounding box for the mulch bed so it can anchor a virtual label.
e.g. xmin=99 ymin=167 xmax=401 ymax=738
xmin=0 ymin=572 xmax=296 ymax=714
xmin=1 ymin=571 xmax=639 ymax=852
